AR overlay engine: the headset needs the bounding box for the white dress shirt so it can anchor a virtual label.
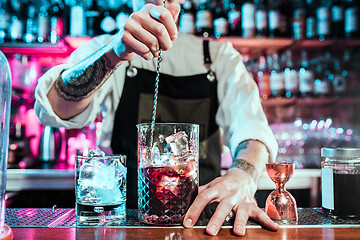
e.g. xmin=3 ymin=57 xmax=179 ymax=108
xmin=34 ymin=32 xmax=278 ymax=161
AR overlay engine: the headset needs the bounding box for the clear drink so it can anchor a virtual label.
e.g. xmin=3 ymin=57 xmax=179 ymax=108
xmin=137 ymin=123 xmax=199 ymax=225
xmin=75 ymin=153 xmax=127 ymax=225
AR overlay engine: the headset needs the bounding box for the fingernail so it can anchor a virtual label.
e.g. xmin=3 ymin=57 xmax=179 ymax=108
xmin=184 ymin=218 xmax=192 ymax=228
xmin=235 ymin=225 xmax=245 ymax=235
xmin=171 ymin=33 xmax=177 ymax=41
xmin=207 ymin=224 xmax=218 ymax=235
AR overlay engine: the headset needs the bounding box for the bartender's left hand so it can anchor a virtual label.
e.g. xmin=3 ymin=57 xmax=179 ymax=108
xmin=183 ymin=168 xmax=279 ymax=236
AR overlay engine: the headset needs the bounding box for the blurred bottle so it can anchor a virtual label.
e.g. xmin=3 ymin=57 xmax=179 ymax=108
xmin=332 ymin=58 xmax=347 ymax=97
xmin=255 ymin=0 xmax=268 ymax=38
xmin=85 ymin=0 xmax=100 ymax=36
xmin=70 ymin=0 xmax=86 ymax=37
xmin=116 ymin=2 xmax=132 ymax=32
xmin=37 ymin=2 xmax=50 ymax=43
xmin=179 ymin=0 xmax=196 ymax=34
xmin=24 ymin=4 xmax=36 ymax=43
xmin=241 ymin=0 xmax=256 ymax=38
xmin=268 ymin=1 xmax=281 ymax=38
xmin=306 ymin=0 xmax=317 ymax=39
xmin=278 ymin=0 xmax=290 ymax=37
xmin=316 ymin=0 xmax=331 ymax=41
xmin=292 ymin=0 xmax=306 ymax=40
xmin=340 ymin=49 xmax=357 ymax=96
xmin=269 ymin=53 xmax=285 ymax=98
xmin=298 ymin=50 xmax=314 ymax=98
xmin=227 ymin=0 xmax=241 ymax=36
xmin=257 ymin=52 xmax=271 ymax=99
xmin=9 ymin=0 xmax=24 ymax=43
xmin=100 ymin=9 xmax=117 ymax=35
xmin=331 ymin=0 xmax=344 ymax=39
xmin=344 ymin=0 xmax=360 ymax=39
xmin=0 ymin=0 xmax=10 ymax=43
xmin=213 ymin=1 xmax=228 ymax=38
xmin=195 ymin=0 xmax=213 ymax=38
xmin=50 ymin=0 xmax=66 ymax=43
xmin=0 ymin=51 xmax=12 ymax=226
xmin=284 ymin=50 xmax=299 ymax=98
xmin=314 ymin=52 xmax=333 ymax=97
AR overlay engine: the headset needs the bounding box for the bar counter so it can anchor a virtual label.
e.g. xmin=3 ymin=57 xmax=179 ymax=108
xmin=5 ymin=208 xmax=360 ymax=240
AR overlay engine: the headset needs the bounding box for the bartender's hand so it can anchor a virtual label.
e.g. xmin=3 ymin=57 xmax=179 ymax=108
xmin=114 ymin=3 xmax=180 ymax=61
xmin=183 ymin=168 xmax=279 ymax=236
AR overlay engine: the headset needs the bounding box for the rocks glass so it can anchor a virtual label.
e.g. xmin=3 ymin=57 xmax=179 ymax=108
xmin=265 ymin=162 xmax=298 ymax=222
xmin=137 ymin=123 xmax=199 ymax=225
xmin=75 ymin=152 xmax=127 ymax=225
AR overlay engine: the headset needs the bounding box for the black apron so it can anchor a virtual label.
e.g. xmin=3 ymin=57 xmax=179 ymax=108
xmin=111 ymin=40 xmax=221 ymax=209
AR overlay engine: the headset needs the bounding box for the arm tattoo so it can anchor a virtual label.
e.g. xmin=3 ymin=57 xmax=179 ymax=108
xmin=54 ymin=53 xmax=118 ymax=101
xmin=230 ymin=159 xmax=257 ymax=182
xmin=230 ymin=141 xmax=258 ymax=182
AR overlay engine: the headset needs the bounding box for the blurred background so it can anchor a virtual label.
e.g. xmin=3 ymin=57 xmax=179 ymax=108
xmin=1 ymin=0 xmax=360 ymax=209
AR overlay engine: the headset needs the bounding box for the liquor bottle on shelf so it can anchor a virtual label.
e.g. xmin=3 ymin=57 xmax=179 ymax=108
xmin=70 ymin=0 xmax=86 ymax=37
xmin=316 ymin=0 xmax=331 ymax=41
xmin=344 ymin=0 xmax=360 ymax=39
xmin=257 ymin=52 xmax=271 ymax=100
xmin=331 ymin=0 xmax=344 ymax=39
xmin=116 ymin=3 xmax=132 ymax=31
xmin=268 ymin=1 xmax=281 ymax=38
xmin=37 ymin=2 xmax=50 ymax=43
xmin=9 ymin=0 xmax=24 ymax=43
xmin=292 ymin=0 xmax=306 ymax=40
xmin=100 ymin=10 xmax=117 ymax=35
xmin=269 ymin=53 xmax=285 ymax=98
xmin=314 ymin=52 xmax=333 ymax=97
xmin=227 ymin=0 xmax=241 ymax=36
xmin=298 ymin=50 xmax=314 ymax=98
xmin=283 ymin=50 xmax=299 ymax=98
xmin=255 ymin=0 xmax=268 ymax=38
xmin=306 ymin=0 xmax=317 ymax=39
xmin=213 ymin=1 xmax=229 ymax=38
xmin=24 ymin=4 xmax=36 ymax=43
xmin=341 ymin=49 xmax=357 ymax=96
xmin=195 ymin=0 xmax=213 ymax=38
xmin=85 ymin=0 xmax=100 ymax=37
xmin=278 ymin=0 xmax=290 ymax=37
xmin=50 ymin=0 xmax=66 ymax=43
xmin=179 ymin=0 xmax=196 ymax=34
xmin=0 ymin=0 xmax=10 ymax=43
xmin=332 ymin=59 xmax=347 ymax=97
xmin=241 ymin=0 xmax=256 ymax=38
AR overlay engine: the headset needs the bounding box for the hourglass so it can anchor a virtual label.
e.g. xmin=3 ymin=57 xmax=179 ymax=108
xmin=265 ymin=162 xmax=298 ymax=222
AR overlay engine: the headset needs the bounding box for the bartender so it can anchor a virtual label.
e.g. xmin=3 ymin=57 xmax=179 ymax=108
xmin=34 ymin=0 xmax=279 ymax=236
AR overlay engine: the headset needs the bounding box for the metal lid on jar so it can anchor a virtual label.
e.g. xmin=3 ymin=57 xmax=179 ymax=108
xmin=321 ymin=148 xmax=360 ymax=158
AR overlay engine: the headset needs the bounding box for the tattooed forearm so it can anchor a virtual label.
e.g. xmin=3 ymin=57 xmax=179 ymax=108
xmin=54 ymin=53 xmax=118 ymax=101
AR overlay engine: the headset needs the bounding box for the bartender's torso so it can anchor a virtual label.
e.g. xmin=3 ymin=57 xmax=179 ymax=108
xmin=111 ymin=38 xmax=221 ymax=209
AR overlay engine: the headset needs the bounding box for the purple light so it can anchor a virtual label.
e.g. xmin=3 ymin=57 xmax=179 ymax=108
xmin=346 ymin=129 xmax=353 ymax=135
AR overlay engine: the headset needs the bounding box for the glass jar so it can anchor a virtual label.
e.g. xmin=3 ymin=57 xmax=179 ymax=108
xmin=321 ymin=148 xmax=360 ymax=218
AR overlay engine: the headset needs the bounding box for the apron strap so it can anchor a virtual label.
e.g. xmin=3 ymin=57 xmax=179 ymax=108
xmin=203 ymin=40 xmax=216 ymax=82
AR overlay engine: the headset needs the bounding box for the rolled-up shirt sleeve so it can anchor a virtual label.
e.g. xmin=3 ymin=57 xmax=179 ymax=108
xmin=34 ymin=35 xmax=116 ymax=130
xmin=214 ymin=42 xmax=278 ymax=162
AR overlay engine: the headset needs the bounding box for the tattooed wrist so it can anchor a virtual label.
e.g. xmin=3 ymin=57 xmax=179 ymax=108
xmin=230 ymin=159 xmax=258 ymax=182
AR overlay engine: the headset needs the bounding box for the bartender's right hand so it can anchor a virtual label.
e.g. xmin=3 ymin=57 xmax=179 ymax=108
xmin=114 ymin=3 xmax=180 ymax=62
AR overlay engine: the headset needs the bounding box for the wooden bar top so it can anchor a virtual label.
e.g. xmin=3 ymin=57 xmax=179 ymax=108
xmin=5 ymin=208 xmax=360 ymax=239
xmin=9 ymin=226 xmax=360 ymax=240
